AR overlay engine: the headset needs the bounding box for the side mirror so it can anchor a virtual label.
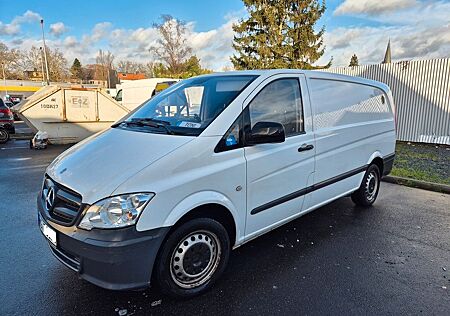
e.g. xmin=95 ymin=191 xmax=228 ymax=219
xmin=246 ymin=121 xmax=285 ymax=145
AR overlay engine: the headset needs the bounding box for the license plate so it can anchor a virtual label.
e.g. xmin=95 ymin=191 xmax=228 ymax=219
xmin=39 ymin=216 xmax=57 ymax=246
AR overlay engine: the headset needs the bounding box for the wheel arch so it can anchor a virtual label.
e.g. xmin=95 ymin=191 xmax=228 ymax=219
xmin=367 ymin=151 xmax=384 ymax=176
xmin=170 ymin=203 xmax=237 ymax=247
xmin=163 ymin=191 xmax=242 ymax=247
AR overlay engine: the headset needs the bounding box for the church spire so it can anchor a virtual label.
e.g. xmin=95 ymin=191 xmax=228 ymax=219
xmin=382 ymin=40 xmax=392 ymax=64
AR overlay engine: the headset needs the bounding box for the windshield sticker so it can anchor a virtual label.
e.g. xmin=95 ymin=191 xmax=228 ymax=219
xmin=177 ymin=121 xmax=202 ymax=128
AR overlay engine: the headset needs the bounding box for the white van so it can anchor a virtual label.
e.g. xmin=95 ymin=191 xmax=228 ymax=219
xmin=115 ymin=78 xmax=178 ymax=110
xmin=38 ymin=70 xmax=396 ymax=297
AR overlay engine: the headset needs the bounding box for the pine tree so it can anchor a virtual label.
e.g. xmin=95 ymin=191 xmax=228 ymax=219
xmin=70 ymin=58 xmax=83 ymax=80
xmin=349 ymin=54 xmax=359 ymax=67
xmin=231 ymin=0 xmax=331 ymax=70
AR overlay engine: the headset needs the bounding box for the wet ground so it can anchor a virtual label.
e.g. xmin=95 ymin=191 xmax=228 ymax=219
xmin=12 ymin=121 xmax=33 ymax=135
xmin=1 ymin=139 xmax=449 ymax=315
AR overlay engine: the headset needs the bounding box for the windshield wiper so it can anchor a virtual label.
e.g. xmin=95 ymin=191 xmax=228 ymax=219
xmin=122 ymin=118 xmax=175 ymax=135
xmin=133 ymin=117 xmax=171 ymax=125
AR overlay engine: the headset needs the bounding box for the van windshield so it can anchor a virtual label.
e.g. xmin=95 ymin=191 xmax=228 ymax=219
xmin=115 ymin=75 xmax=257 ymax=136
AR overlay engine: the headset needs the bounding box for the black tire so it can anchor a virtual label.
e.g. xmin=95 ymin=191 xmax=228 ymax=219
xmin=154 ymin=218 xmax=230 ymax=298
xmin=0 ymin=129 xmax=9 ymax=144
xmin=351 ymin=164 xmax=381 ymax=207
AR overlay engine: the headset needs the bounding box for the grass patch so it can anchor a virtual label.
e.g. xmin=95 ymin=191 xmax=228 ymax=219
xmin=391 ymin=142 xmax=450 ymax=185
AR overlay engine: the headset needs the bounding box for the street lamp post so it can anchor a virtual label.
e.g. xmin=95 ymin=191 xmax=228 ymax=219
xmin=107 ymin=68 xmax=111 ymax=89
xmin=40 ymin=19 xmax=50 ymax=84
xmin=39 ymin=47 xmax=46 ymax=84
xmin=1 ymin=62 xmax=7 ymax=98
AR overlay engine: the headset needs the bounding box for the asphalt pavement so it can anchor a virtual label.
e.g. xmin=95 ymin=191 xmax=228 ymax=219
xmin=12 ymin=121 xmax=33 ymax=135
xmin=1 ymin=139 xmax=449 ymax=315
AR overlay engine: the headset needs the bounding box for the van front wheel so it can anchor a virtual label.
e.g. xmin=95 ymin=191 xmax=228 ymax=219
xmin=154 ymin=218 xmax=230 ymax=298
xmin=351 ymin=164 xmax=381 ymax=206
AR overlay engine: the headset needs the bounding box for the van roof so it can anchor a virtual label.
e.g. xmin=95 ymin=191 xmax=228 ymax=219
xmin=200 ymin=69 xmax=390 ymax=93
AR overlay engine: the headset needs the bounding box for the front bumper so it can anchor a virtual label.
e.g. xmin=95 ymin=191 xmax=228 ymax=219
xmin=38 ymin=197 xmax=170 ymax=290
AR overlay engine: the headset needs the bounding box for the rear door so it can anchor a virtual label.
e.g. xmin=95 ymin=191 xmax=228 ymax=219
xmin=244 ymin=74 xmax=315 ymax=239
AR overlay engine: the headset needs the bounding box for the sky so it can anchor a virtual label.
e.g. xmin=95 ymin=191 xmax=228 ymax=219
xmin=0 ymin=0 xmax=449 ymax=71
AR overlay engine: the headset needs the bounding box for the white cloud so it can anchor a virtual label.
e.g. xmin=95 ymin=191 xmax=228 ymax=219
xmin=0 ymin=22 xmax=20 ymax=36
xmin=16 ymin=10 xmax=42 ymax=23
xmin=6 ymin=3 xmax=447 ymax=72
xmin=71 ymin=17 xmax=237 ymax=70
xmin=49 ymin=22 xmax=68 ymax=37
xmin=318 ymin=18 xmax=450 ymax=67
xmin=0 ymin=10 xmax=42 ymax=35
xmin=90 ymin=22 xmax=112 ymax=42
xmin=187 ymin=18 xmax=236 ymax=70
xmin=63 ymin=36 xmax=78 ymax=48
xmin=319 ymin=0 xmax=450 ymax=67
xmin=334 ymin=0 xmax=417 ymax=16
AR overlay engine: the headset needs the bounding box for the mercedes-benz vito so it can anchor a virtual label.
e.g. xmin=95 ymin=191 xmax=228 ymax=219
xmin=38 ymin=70 xmax=396 ymax=297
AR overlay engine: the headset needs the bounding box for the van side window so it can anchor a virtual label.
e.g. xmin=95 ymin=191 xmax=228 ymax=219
xmin=309 ymin=79 xmax=391 ymax=130
xmin=248 ymin=79 xmax=304 ymax=137
xmin=214 ymin=114 xmax=243 ymax=153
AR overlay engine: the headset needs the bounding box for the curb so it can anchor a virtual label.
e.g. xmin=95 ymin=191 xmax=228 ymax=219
xmin=382 ymin=175 xmax=450 ymax=194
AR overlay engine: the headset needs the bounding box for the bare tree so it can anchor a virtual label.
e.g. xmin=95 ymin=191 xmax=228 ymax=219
xmin=0 ymin=42 xmax=25 ymax=79
xmin=47 ymin=48 xmax=69 ymax=81
xmin=149 ymin=15 xmax=192 ymax=75
xmin=22 ymin=46 xmax=69 ymax=81
xmin=96 ymin=49 xmax=115 ymax=87
xmin=2 ymin=42 xmax=70 ymax=81
xmin=143 ymin=61 xmax=155 ymax=78
xmin=116 ymin=60 xmax=146 ymax=74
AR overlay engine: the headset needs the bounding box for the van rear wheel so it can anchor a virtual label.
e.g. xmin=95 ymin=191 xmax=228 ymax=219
xmin=154 ymin=218 xmax=230 ymax=298
xmin=351 ymin=164 xmax=381 ymax=206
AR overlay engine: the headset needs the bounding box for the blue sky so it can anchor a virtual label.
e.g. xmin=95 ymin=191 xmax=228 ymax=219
xmin=1 ymin=0 xmax=449 ymax=70
xmin=1 ymin=0 xmax=380 ymax=34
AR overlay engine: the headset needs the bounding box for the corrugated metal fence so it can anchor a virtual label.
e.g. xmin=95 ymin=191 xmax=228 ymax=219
xmin=321 ymin=58 xmax=450 ymax=145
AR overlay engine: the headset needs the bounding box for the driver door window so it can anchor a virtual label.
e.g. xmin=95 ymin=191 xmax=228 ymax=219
xmin=248 ymin=79 xmax=304 ymax=136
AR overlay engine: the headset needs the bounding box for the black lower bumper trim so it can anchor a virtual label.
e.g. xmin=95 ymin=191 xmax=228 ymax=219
xmin=49 ymin=244 xmax=80 ymax=272
xmin=382 ymin=153 xmax=395 ymax=176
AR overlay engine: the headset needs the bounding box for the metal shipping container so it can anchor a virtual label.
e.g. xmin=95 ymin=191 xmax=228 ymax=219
xmin=14 ymin=85 xmax=130 ymax=144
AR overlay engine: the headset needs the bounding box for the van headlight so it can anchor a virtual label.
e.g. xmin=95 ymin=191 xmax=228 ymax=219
xmin=79 ymin=193 xmax=154 ymax=230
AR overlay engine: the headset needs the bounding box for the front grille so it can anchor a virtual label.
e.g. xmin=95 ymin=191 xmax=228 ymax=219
xmin=42 ymin=176 xmax=83 ymax=226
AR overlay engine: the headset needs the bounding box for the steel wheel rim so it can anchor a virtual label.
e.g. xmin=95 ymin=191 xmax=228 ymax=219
xmin=170 ymin=230 xmax=221 ymax=289
xmin=365 ymin=170 xmax=378 ymax=202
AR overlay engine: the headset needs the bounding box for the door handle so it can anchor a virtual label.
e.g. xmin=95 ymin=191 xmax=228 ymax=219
xmin=298 ymin=144 xmax=314 ymax=152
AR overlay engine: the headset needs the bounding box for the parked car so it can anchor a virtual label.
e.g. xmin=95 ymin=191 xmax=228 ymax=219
xmin=4 ymin=100 xmax=20 ymax=121
xmin=0 ymin=99 xmax=15 ymax=142
xmin=38 ymin=70 xmax=396 ymax=298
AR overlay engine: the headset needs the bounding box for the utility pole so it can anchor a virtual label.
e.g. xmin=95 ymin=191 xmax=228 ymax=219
xmin=39 ymin=47 xmax=46 ymax=84
xmin=40 ymin=19 xmax=50 ymax=84
xmin=107 ymin=68 xmax=111 ymax=89
xmin=1 ymin=62 xmax=7 ymax=98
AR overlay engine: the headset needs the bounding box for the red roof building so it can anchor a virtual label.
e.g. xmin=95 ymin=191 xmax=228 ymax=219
xmin=118 ymin=73 xmax=146 ymax=81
